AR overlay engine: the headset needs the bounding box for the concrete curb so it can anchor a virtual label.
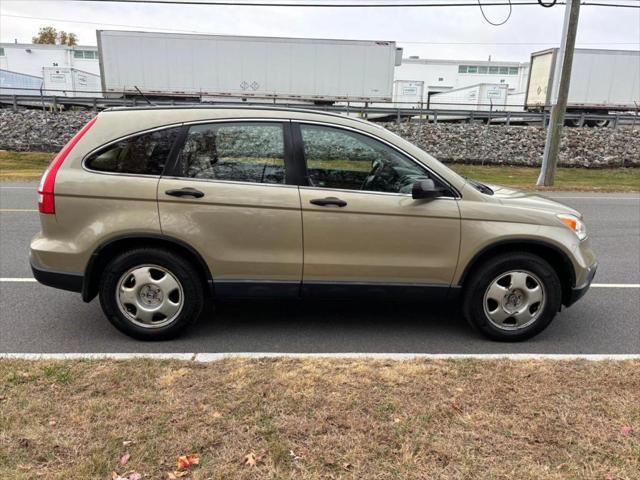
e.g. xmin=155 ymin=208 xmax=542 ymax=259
xmin=1 ymin=353 xmax=638 ymax=361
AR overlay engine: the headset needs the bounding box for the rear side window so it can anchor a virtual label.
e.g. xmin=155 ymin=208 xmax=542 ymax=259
xmin=86 ymin=127 xmax=181 ymax=175
xmin=175 ymin=122 xmax=285 ymax=184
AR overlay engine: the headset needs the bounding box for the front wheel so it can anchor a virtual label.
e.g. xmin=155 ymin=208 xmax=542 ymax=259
xmin=462 ymin=253 xmax=562 ymax=341
xmin=99 ymin=248 xmax=204 ymax=340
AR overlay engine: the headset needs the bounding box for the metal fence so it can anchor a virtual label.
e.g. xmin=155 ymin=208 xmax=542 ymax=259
xmin=1 ymin=93 xmax=639 ymax=128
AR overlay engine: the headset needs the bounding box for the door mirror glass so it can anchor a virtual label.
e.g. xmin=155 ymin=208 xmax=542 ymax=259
xmin=412 ymin=179 xmax=445 ymax=199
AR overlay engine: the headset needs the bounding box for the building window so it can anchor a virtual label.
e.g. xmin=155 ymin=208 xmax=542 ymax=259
xmin=459 ymin=65 xmax=519 ymax=75
xmin=74 ymin=50 xmax=97 ymax=60
xmin=438 ymin=77 xmax=444 ymax=81
xmin=0 ymin=47 xmax=5 ymax=56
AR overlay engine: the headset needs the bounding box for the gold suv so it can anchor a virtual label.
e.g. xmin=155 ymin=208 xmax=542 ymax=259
xmin=31 ymin=107 xmax=597 ymax=341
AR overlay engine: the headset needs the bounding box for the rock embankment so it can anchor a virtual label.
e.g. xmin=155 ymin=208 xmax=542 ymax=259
xmin=384 ymin=122 xmax=639 ymax=168
xmin=1 ymin=109 xmax=638 ymax=168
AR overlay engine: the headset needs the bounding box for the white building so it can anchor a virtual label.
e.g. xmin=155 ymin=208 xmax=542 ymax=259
xmin=0 ymin=43 xmax=100 ymax=78
xmin=394 ymin=57 xmax=530 ymax=107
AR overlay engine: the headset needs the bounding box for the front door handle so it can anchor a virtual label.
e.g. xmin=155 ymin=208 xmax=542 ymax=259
xmin=310 ymin=197 xmax=347 ymax=207
xmin=165 ymin=187 xmax=205 ymax=199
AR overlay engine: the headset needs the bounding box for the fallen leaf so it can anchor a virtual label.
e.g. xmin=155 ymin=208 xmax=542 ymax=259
xmin=243 ymin=452 xmax=266 ymax=467
xmin=120 ymin=453 xmax=131 ymax=465
xmin=0 ymin=395 xmax=7 ymax=401
xmin=451 ymin=400 xmax=463 ymax=414
xmin=122 ymin=440 xmax=134 ymax=447
xmin=48 ymin=420 xmax=56 ymax=426
xmin=244 ymin=453 xmax=257 ymax=467
xmin=211 ymin=411 xmax=222 ymax=418
xmin=166 ymin=473 xmax=177 ymax=480
xmin=342 ymin=462 xmax=352 ymax=471
xmin=620 ymin=426 xmax=634 ymax=436
xmin=128 ymin=473 xmax=142 ymax=480
xmin=176 ymin=454 xmax=199 ymax=471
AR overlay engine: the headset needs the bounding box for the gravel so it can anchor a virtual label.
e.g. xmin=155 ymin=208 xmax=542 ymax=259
xmin=1 ymin=109 xmax=638 ymax=168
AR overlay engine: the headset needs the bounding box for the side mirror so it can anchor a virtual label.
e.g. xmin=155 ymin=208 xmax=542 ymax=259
xmin=412 ymin=179 xmax=444 ymax=199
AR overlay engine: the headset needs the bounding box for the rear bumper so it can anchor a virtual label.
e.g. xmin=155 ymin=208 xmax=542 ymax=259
xmin=31 ymin=258 xmax=83 ymax=293
xmin=565 ymin=261 xmax=598 ymax=307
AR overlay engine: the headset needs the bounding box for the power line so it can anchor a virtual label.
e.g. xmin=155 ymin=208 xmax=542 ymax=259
xmin=477 ymin=0 xmax=513 ymax=25
xmin=2 ymin=17 xmax=638 ymax=46
xmin=61 ymin=0 xmax=640 ymax=7
xmin=66 ymin=0 xmax=547 ymax=6
xmin=3 ymin=13 xmax=639 ymax=45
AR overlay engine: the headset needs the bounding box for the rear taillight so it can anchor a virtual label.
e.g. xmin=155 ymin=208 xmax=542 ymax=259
xmin=38 ymin=117 xmax=97 ymax=214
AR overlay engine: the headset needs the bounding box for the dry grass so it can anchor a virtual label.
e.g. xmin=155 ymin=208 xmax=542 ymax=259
xmin=0 ymin=358 xmax=638 ymax=479
xmin=0 ymin=150 xmax=53 ymax=180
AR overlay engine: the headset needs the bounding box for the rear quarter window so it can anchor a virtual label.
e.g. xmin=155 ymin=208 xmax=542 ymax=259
xmin=86 ymin=127 xmax=181 ymax=175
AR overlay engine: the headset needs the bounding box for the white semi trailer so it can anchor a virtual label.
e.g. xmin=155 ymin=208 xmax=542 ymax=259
xmin=525 ymin=48 xmax=639 ymax=125
xmin=97 ymin=30 xmax=402 ymax=103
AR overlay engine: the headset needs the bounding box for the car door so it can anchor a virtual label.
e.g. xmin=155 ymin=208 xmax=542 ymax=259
xmin=158 ymin=120 xmax=303 ymax=297
xmin=295 ymin=122 xmax=461 ymax=298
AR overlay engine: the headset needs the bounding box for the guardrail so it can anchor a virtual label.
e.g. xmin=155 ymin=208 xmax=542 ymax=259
xmin=1 ymin=93 xmax=638 ymax=128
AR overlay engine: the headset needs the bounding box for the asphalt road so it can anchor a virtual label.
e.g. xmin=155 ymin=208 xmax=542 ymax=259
xmin=1 ymin=182 xmax=639 ymax=354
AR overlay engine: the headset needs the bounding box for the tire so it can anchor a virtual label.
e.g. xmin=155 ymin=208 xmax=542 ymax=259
xmin=99 ymin=248 xmax=204 ymax=340
xmin=462 ymin=252 xmax=562 ymax=342
xmin=585 ymin=119 xmax=609 ymax=128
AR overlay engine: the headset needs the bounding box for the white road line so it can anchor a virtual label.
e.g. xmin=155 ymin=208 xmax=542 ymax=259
xmin=0 ymin=353 xmax=638 ymax=361
xmin=0 ymin=278 xmax=638 ymax=288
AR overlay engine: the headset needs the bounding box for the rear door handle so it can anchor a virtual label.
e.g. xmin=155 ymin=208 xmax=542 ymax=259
xmin=310 ymin=197 xmax=347 ymax=207
xmin=165 ymin=187 xmax=205 ymax=199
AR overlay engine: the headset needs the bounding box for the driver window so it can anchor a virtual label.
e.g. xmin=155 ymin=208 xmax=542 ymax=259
xmin=300 ymin=124 xmax=430 ymax=194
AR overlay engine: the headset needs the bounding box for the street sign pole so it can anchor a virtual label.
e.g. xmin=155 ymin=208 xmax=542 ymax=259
xmin=537 ymin=0 xmax=581 ymax=186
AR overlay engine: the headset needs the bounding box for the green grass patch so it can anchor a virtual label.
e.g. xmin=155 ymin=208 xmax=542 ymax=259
xmin=1 ymin=150 xmax=638 ymax=192
xmin=0 ymin=150 xmax=53 ymax=180
xmin=449 ymin=164 xmax=640 ymax=192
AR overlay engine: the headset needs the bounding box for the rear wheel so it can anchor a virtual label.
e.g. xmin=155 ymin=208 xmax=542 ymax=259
xmin=99 ymin=248 xmax=204 ymax=340
xmin=463 ymin=253 xmax=562 ymax=341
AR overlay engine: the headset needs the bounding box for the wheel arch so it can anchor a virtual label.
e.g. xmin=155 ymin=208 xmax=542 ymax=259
xmin=458 ymin=239 xmax=576 ymax=306
xmin=82 ymin=234 xmax=213 ymax=302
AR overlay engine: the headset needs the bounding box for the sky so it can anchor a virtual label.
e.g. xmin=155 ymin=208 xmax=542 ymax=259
xmin=1 ymin=0 xmax=639 ymax=62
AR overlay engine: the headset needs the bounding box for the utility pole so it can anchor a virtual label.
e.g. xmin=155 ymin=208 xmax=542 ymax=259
xmin=537 ymin=0 xmax=581 ymax=186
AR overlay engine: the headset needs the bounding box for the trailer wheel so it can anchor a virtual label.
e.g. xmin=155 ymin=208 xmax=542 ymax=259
xmin=586 ymin=119 xmax=610 ymax=128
